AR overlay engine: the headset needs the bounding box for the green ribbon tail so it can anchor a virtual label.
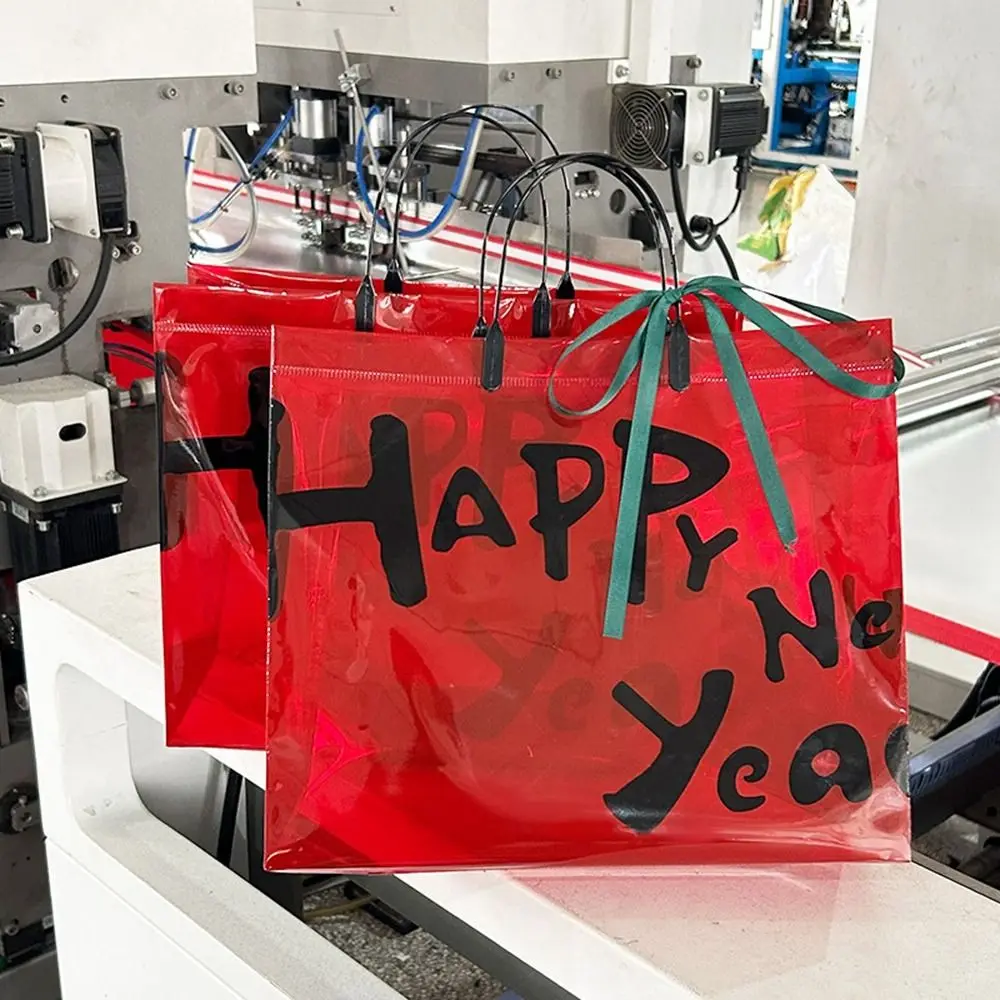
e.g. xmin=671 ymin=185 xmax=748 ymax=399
xmin=694 ymin=293 xmax=798 ymax=548
xmin=603 ymin=307 xmax=671 ymax=640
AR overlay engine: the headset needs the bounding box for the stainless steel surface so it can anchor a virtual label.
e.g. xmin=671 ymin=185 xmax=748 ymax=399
xmin=921 ymin=328 xmax=1000 ymax=364
xmin=193 ymin=183 xmax=646 ymax=287
xmin=898 ymin=353 xmax=1000 ymax=429
xmin=293 ymin=92 xmax=337 ymax=140
xmin=0 ymin=948 xmax=60 ymax=999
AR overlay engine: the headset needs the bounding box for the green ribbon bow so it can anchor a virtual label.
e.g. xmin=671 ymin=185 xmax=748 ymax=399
xmin=548 ymin=275 xmax=904 ymax=641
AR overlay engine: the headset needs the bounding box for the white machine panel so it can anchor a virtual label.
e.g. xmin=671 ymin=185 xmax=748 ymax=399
xmin=0 ymin=0 xmax=256 ymax=87
xmin=254 ymin=0 xmax=631 ymax=64
xmin=485 ymin=0 xmax=630 ymax=64
xmin=0 ymin=375 xmax=117 ymax=500
xmin=846 ymin=0 xmax=1000 ymax=349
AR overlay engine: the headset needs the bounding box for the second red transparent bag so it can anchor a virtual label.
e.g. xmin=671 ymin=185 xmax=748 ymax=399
xmin=156 ymin=275 xmax=737 ymax=750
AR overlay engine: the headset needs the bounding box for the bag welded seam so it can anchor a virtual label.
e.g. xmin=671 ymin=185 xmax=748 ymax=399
xmin=156 ymin=322 xmax=271 ymax=339
xmin=271 ymin=359 xmax=892 ymax=387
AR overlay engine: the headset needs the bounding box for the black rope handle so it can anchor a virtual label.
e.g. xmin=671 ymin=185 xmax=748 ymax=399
xmin=357 ymin=105 xmax=575 ymax=333
xmin=477 ymin=153 xmax=681 ymax=393
xmin=385 ymin=111 xmax=552 ymax=338
xmin=483 ymin=153 xmax=679 ymax=320
xmin=386 ymin=110 xmax=570 ymax=289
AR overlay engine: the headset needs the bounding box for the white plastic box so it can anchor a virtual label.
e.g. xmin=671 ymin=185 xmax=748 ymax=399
xmin=0 ymin=375 xmax=117 ymax=500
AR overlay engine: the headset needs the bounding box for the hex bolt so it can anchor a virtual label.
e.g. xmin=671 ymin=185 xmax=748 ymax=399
xmin=687 ymin=56 xmax=703 ymax=69
xmin=111 ymin=246 xmax=122 ymax=261
xmin=693 ymin=151 xmax=706 ymax=163
xmin=698 ymin=89 xmax=711 ymax=101
xmin=32 ymin=486 xmax=48 ymax=499
xmin=224 ymin=80 xmax=246 ymax=96
xmin=500 ymin=68 xmax=516 ymax=83
xmin=3 ymin=921 xmax=19 ymax=937
xmin=615 ymin=64 xmax=630 ymax=80
xmin=5 ymin=223 xmax=24 ymax=240
xmin=13 ymin=684 xmax=29 ymax=713
xmin=545 ymin=67 xmax=563 ymax=80
xmin=126 ymin=241 xmax=142 ymax=257
xmin=160 ymin=84 xmax=179 ymax=101
xmin=0 ymin=135 xmax=15 ymax=154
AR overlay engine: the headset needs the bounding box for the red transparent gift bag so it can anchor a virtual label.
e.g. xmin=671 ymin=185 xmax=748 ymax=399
xmin=156 ymin=272 xmax=735 ymax=751
xmin=155 ymin=281 xmax=366 ymax=749
xmin=265 ymin=276 xmax=908 ymax=872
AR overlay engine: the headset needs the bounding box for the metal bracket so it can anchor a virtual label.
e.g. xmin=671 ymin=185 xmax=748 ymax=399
xmin=607 ymin=59 xmax=631 ymax=85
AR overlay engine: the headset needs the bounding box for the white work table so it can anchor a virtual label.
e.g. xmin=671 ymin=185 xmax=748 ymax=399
xmin=902 ymin=407 xmax=1000 ymax=718
xmin=18 ymin=544 xmax=1000 ymax=1000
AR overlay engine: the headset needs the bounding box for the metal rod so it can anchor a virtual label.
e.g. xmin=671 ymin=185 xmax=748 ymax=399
xmin=897 ymin=353 xmax=1000 ymax=428
xmin=334 ymin=29 xmax=385 ymax=190
xmin=394 ymin=110 xmax=538 ymax=137
xmin=920 ymin=327 xmax=1000 ymax=364
xmin=898 ymin=354 xmax=1000 ymax=399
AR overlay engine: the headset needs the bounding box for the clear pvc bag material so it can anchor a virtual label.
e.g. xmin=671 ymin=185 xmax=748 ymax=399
xmin=155 ymin=281 xmax=364 ymax=749
xmin=264 ymin=312 xmax=909 ymax=873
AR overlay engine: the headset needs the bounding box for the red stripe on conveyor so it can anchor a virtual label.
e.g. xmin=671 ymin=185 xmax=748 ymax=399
xmin=907 ymin=606 xmax=1000 ymax=664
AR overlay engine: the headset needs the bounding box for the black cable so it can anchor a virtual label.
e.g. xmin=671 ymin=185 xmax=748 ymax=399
xmin=103 ymin=346 xmax=156 ymax=371
xmin=669 ymin=160 xmax=717 ymax=253
xmin=715 ymin=233 xmax=740 ymax=281
xmin=669 ymin=156 xmax=749 ymax=263
xmin=489 ymin=152 xmax=677 ymax=308
xmin=0 ymin=234 xmax=116 ymax=367
xmin=716 ymin=188 xmax=745 ymax=229
xmin=216 ymin=767 xmax=243 ymax=867
xmin=104 ymin=340 xmax=156 ymax=362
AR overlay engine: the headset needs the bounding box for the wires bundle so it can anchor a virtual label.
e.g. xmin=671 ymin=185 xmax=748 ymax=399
xmin=354 ymin=105 xmax=484 ymax=243
xmin=186 ymin=108 xmax=295 ymax=263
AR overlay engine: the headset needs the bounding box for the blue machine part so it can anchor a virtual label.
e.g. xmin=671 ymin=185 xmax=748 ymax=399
xmin=768 ymin=0 xmax=859 ymax=159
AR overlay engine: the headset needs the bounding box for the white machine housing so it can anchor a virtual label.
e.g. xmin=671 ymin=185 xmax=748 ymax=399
xmin=0 ymin=0 xmax=256 ymax=86
xmin=255 ymin=0 xmax=633 ymax=66
xmin=0 ymin=375 xmax=118 ymax=500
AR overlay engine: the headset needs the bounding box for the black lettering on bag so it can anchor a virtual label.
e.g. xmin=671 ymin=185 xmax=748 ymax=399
xmin=271 ymin=414 xmax=427 ymax=607
xmin=748 ymin=569 xmax=839 ymax=683
xmin=267 ymin=397 xmax=288 ymax=619
xmin=851 ymin=601 xmax=896 ymax=650
xmin=676 ymin=515 xmax=739 ymax=592
xmin=432 ymin=467 xmax=516 ymax=553
xmin=605 ymin=670 xmax=734 ymax=833
xmin=520 ymin=444 xmax=605 ymax=581
xmin=612 ymin=421 xmax=730 ymax=605
xmin=162 ymin=366 xmax=272 ymax=548
xmin=717 ymin=746 xmax=770 ymax=813
xmin=789 ymin=724 xmax=873 ymax=806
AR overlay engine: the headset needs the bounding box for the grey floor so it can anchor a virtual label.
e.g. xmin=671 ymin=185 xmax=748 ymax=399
xmin=305 ymin=883 xmax=508 ymax=1000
